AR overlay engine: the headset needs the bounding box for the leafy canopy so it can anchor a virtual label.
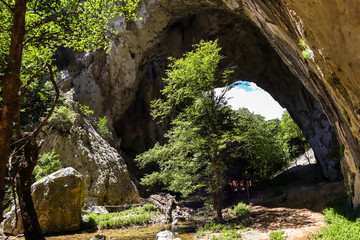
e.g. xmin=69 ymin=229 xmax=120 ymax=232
xmin=0 ymin=0 xmax=141 ymax=83
xmin=136 ymin=41 xmax=243 ymax=217
xmin=151 ymin=40 xmax=233 ymax=121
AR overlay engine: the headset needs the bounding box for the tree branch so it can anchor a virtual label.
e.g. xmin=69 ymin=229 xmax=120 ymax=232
xmin=16 ymin=63 xmax=47 ymax=137
xmin=32 ymin=64 xmax=59 ymax=137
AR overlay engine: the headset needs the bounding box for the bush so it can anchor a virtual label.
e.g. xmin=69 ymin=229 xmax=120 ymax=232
xmin=97 ymin=116 xmax=111 ymax=137
xmin=233 ymin=202 xmax=251 ymax=225
xmin=79 ymin=104 xmax=94 ymax=117
xmin=83 ymin=204 xmax=159 ymax=229
xmin=48 ymin=105 xmax=75 ymax=134
xmin=33 ymin=149 xmax=62 ymax=181
xmin=269 ymin=231 xmax=286 ymax=240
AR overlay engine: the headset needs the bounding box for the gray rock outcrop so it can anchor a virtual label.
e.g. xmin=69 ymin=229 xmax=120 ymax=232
xmin=3 ymin=167 xmax=84 ymax=234
xmin=40 ymin=91 xmax=140 ymax=206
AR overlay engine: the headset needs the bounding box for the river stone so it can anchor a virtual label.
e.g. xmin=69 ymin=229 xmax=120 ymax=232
xmin=2 ymin=167 xmax=85 ymax=235
xmin=90 ymin=233 xmax=106 ymax=240
xmin=156 ymin=230 xmax=181 ymax=240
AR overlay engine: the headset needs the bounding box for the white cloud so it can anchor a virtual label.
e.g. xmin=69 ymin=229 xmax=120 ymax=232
xmin=215 ymin=85 xmax=286 ymax=120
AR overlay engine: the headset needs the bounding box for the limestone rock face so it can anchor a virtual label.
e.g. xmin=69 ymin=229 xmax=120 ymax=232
xmin=3 ymin=167 xmax=84 ymax=234
xmin=60 ymin=0 xmax=360 ymax=206
xmin=40 ymin=91 xmax=140 ymax=206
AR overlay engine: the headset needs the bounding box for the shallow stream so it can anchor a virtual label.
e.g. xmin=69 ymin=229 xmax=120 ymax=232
xmin=12 ymin=222 xmax=197 ymax=240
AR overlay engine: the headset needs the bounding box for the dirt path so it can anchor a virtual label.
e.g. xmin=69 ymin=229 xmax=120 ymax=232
xmin=242 ymin=205 xmax=325 ymax=240
xmin=240 ymin=150 xmax=345 ymax=240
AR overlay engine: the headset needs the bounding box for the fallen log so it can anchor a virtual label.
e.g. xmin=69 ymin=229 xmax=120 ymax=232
xmin=147 ymin=193 xmax=192 ymax=223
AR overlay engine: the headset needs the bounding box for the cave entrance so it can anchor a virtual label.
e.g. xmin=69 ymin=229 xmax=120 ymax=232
xmin=115 ymin=10 xmax=342 ymax=182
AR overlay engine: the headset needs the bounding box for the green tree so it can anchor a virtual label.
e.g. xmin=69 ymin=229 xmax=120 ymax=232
xmin=136 ymin=40 xmax=244 ymax=219
xmin=0 ymin=0 xmax=140 ymax=239
xmin=234 ymin=108 xmax=287 ymax=181
xmin=279 ymin=111 xmax=309 ymax=160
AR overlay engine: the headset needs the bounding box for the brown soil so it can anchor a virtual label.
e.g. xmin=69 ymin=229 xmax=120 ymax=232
xmin=245 ymin=205 xmax=325 ymax=240
xmin=238 ymin=154 xmax=346 ymax=240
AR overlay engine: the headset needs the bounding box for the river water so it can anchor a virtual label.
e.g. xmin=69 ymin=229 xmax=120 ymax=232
xmin=11 ymin=222 xmax=196 ymax=240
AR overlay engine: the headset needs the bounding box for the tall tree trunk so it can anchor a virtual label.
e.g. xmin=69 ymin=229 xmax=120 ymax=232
xmin=0 ymin=0 xmax=27 ymax=219
xmin=212 ymin=154 xmax=223 ymax=220
xmin=15 ymin=134 xmax=45 ymax=240
xmin=214 ymin=187 xmax=223 ymax=219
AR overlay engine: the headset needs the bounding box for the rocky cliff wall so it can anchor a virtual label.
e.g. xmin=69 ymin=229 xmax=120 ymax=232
xmin=64 ymin=0 xmax=360 ymax=205
xmin=40 ymin=91 xmax=140 ymax=207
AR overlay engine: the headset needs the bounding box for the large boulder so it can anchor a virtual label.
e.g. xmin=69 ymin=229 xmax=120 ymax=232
xmin=3 ymin=167 xmax=85 ymax=234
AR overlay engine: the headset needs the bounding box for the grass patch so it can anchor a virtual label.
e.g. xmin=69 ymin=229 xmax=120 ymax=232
xmin=269 ymin=231 xmax=286 ymax=240
xmin=196 ymin=222 xmax=243 ymax=239
xmin=313 ymin=194 xmax=360 ymax=240
xmin=83 ymin=204 xmax=159 ymax=229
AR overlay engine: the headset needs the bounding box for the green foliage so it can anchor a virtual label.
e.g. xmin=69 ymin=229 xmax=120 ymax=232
xmin=151 ymin=40 xmax=224 ymax=121
xmin=49 ymin=105 xmax=75 ymax=122
xmin=278 ymin=111 xmax=309 ymax=161
xmin=97 ymin=116 xmax=111 ymax=138
xmin=233 ymin=108 xmax=288 ymax=181
xmin=269 ymin=231 xmax=286 ymax=240
xmin=79 ymin=104 xmax=94 ymax=117
xmin=136 ymin=41 xmax=242 ymax=216
xmin=343 ymin=110 xmax=352 ymax=127
xmin=83 ymin=204 xmax=159 ymax=229
xmin=196 ymin=222 xmax=242 ymax=240
xmin=313 ymin=194 xmax=360 ymax=240
xmin=48 ymin=105 xmax=75 ymax=134
xmin=299 ymin=39 xmax=311 ymax=59
xmin=233 ymin=202 xmax=251 ymax=225
xmin=1 ymin=0 xmax=141 ymax=105
xmin=33 ymin=150 xmax=62 ymax=182
xmin=20 ymin=78 xmax=57 ymax=132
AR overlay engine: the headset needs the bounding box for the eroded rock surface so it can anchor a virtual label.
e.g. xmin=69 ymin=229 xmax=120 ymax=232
xmin=58 ymin=0 xmax=360 ymax=206
xmin=40 ymin=91 xmax=140 ymax=206
xmin=3 ymin=167 xmax=84 ymax=234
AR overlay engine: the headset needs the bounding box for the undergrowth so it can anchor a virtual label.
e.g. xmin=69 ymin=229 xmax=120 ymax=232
xmin=83 ymin=204 xmax=159 ymax=229
xmin=313 ymin=194 xmax=360 ymax=240
xmin=196 ymin=202 xmax=251 ymax=240
xmin=196 ymin=222 xmax=242 ymax=240
xmin=269 ymin=231 xmax=286 ymax=240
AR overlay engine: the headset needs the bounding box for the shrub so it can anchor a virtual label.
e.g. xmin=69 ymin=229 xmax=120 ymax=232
xmin=269 ymin=231 xmax=286 ymax=240
xmin=48 ymin=105 xmax=75 ymax=133
xmin=33 ymin=149 xmax=62 ymax=181
xmin=97 ymin=116 xmax=111 ymax=137
xmin=233 ymin=202 xmax=251 ymax=225
xmin=79 ymin=104 xmax=94 ymax=117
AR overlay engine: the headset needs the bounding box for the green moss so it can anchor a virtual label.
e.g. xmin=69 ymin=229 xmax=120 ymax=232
xmin=343 ymin=110 xmax=352 ymax=127
xmin=326 ymin=145 xmax=345 ymax=160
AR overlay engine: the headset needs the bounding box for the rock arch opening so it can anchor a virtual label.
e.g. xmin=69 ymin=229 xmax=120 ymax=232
xmin=114 ymin=9 xmax=342 ymax=181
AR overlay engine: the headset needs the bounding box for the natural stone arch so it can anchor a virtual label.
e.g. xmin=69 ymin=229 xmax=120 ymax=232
xmin=113 ymin=7 xmax=341 ymax=181
xmin=71 ymin=0 xmax=360 ymax=205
